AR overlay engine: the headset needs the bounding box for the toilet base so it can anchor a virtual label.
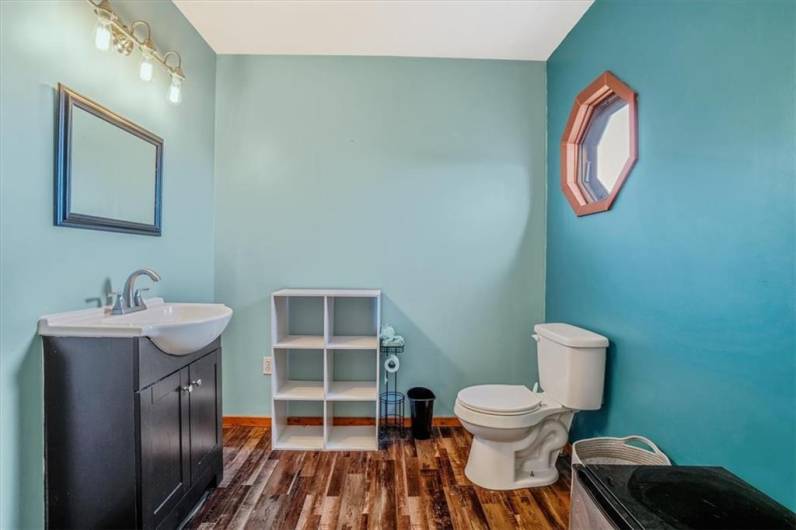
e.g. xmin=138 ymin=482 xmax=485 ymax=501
xmin=461 ymin=416 xmax=570 ymax=491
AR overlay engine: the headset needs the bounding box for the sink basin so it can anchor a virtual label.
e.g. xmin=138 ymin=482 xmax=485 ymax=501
xmin=38 ymin=298 xmax=233 ymax=355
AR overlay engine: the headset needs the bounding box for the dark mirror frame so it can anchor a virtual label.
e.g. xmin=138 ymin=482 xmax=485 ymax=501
xmin=55 ymin=83 xmax=163 ymax=236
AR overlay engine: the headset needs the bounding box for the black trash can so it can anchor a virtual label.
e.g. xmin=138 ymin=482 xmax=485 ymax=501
xmin=407 ymin=387 xmax=435 ymax=439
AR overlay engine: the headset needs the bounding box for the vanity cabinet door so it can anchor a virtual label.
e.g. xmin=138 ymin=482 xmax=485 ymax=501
xmin=138 ymin=369 xmax=190 ymax=529
xmin=188 ymin=351 xmax=220 ymax=483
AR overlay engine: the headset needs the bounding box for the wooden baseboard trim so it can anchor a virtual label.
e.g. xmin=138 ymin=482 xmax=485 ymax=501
xmin=223 ymin=416 xmax=461 ymax=428
xmin=287 ymin=417 xmax=366 ymax=426
xmin=430 ymin=417 xmax=461 ymax=427
xmin=223 ymin=416 xmax=271 ymax=427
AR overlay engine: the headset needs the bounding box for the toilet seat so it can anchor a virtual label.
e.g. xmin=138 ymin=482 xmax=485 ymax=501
xmin=457 ymin=385 xmax=542 ymax=416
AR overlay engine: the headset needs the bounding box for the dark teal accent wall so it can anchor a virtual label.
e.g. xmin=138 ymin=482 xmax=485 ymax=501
xmin=546 ymin=0 xmax=795 ymax=508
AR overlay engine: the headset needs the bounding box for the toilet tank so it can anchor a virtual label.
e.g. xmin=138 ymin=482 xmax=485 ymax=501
xmin=534 ymin=323 xmax=608 ymax=410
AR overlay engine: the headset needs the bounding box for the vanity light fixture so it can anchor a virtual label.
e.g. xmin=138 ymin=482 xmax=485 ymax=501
xmin=88 ymin=0 xmax=186 ymax=104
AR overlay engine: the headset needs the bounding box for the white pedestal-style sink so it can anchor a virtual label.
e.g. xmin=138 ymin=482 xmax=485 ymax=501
xmin=38 ymin=298 xmax=233 ymax=355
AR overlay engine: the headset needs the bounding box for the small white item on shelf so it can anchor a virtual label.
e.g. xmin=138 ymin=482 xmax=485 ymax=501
xmin=384 ymin=354 xmax=400 ymax=373
xmin=380 ymin=324 xmax=405 ymax=347
xmin=382 ymin=335 xmax=405 ymax=347
xmin=380 ymin=324 xmax=396 ymax=339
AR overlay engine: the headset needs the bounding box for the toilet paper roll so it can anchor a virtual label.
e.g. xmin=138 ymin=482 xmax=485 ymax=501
xmin=384 ymin=354 xmax=400 ymax=373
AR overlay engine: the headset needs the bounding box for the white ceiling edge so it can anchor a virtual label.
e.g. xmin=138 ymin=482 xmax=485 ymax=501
xmin=173 ymin=0 xmax=593 ymax=61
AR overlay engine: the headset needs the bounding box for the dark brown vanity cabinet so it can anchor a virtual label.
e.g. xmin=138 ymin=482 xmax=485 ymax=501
xmin=44 ymin=337 xmax=223 ymax=530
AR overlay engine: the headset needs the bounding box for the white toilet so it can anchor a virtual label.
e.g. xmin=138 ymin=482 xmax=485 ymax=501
xmin=454 ymin=323 xmax=608 ymax=490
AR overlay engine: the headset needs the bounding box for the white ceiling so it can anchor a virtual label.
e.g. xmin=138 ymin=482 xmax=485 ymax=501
xmin=173 ymin=0 xmax=593 ymax=61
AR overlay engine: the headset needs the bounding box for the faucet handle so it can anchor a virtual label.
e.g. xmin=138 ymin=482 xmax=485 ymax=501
xmin=133 ymin=288 xmax=150 ymax=308
xmin=109 ymin=291 xmax=125 ymax=315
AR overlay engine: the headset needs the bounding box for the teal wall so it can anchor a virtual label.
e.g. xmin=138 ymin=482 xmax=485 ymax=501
xmin=5 ymin=0 xmax=793 ymax=523
xmin=546 ymin=0 xmax=795 ymax=509
xmin=214 ymin=56 xmax=548 ymax=418
xmin=0 ymin=1 xmax=217 ymax=527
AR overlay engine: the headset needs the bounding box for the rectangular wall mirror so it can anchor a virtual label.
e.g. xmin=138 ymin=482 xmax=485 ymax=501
xmin=55 ymin=84 xmax=162 ymax=235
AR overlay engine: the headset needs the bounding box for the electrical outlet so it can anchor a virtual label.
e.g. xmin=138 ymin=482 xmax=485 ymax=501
xmin=262 ymin=356 xmax=273 ymax=375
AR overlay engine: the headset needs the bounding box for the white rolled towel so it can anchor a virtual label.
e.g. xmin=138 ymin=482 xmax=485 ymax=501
xmin=380 ymin=324 xmax=396 ymax=339
xmin=382 ymin=335 xmax=405 ymax=347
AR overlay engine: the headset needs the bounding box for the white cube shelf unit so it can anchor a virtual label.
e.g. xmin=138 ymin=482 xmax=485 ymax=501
xmin=270 ymin=288 xmax=381 ymax=451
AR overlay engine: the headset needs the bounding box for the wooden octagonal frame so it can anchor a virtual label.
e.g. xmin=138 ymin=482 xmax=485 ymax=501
xmin=560 ymin=71 xmax=638 ymax=216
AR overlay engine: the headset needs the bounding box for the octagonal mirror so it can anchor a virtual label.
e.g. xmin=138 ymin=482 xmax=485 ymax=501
xmin=561 ymin=71 xmax=637 ymax=216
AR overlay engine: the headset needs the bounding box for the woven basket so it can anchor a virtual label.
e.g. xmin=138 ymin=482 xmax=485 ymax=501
xmin=572 ymin=435 xmax=671 ymax=467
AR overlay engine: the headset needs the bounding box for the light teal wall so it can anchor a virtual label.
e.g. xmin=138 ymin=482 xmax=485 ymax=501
xmin=546 ymin=0 xmax=795 ymax=509
xmin=214 ymin=56 xmax=547 ymax=418
xmin=0 ymin=1 xmax=217 ymax=527
xmin=10 ymin=0 xmax=790 ymax=522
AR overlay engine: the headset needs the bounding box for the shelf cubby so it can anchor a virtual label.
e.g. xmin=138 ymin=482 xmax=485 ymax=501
xmin=325 ymin=425 xmax=378 ymax=451
xmin=325 ymin=295 xmax=380 ymax=348
xmin=273 ymin=336 xmax=324 ymax=349
xmin=271 ymin=295 xmax=324 ymax=349
xmin=272 ymin=400 xmax=324 ymax=450
xmin=273 ymin=380 xmax=324 ymax=401
xmin=324 ymin=401 xmax=378 ymax=451
xmin=271 ymin=348 xmax=324 ymax=400
xmin=325 ymin=336 xmax=379 ymax=350
xmin=271 ymin=289 xmax=381 ymax=451
xmin=326 ymin=381 xmax=377 ymax=401
xmin=325 ymin=349 xmax=378 ymax=401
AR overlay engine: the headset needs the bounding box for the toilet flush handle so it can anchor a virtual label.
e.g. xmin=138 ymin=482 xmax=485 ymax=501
xmin=532 ymin=334 xmax=539 ymax=342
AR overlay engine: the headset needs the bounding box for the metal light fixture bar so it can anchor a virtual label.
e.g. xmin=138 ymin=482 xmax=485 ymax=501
xmin=88 ymin=0 xmax=185 ymax=103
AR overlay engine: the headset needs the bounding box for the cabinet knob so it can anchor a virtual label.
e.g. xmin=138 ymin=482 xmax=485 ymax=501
xmin=191 ymin=379 xmax=203 ymax=387
xmin=181 ymin=384 xmax=194 ymax=393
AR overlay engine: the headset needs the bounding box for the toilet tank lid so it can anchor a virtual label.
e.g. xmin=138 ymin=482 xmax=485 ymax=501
xmin=534 ymin=323 xmax=608 ymax=348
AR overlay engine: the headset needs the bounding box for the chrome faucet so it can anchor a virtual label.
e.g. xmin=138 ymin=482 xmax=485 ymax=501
xmin=111 ymin=268 xmax=161 ymax=315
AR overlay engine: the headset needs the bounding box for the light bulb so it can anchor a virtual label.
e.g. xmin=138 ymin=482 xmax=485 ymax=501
xmin=139 ymin=55 xmax=153 ymax=82
xmin=168 ymin=76 xmax=182 ymax=105
xmin=94 ymin=19 xmax=111 ymax=51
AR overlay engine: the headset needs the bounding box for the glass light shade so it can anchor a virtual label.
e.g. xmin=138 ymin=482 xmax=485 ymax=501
xmin=94 ymin=19 xmax=111 ymax=51
xmin=139 ymin=56 xmax=153 ymax=82
xmin=168 ymin=76 xmax=182 ymax=105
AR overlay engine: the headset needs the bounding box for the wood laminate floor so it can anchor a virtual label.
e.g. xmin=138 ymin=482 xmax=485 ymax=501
xmin=187 ymin=425 xmax=572 ymax=530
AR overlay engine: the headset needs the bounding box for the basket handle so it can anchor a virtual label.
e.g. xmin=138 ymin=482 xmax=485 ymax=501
xmin=619 ymin=435 xmax=665 ymax=455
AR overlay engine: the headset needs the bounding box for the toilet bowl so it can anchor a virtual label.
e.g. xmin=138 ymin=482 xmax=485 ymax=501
xmin=454 ymin=384 xmax=573 ymax=489
xmin=455 ymin=323 xmax=608 ymax=490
